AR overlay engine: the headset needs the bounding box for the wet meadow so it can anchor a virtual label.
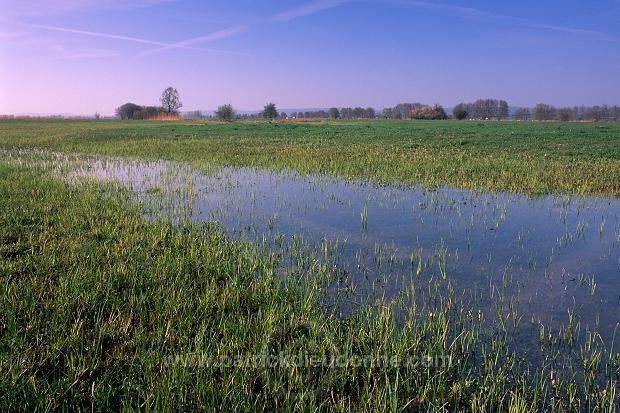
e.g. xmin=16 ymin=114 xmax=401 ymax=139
xmin=1 ymin=119 xmax=620 ymax=411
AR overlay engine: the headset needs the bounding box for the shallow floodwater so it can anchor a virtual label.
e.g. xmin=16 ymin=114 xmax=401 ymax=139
xmin=60 ymin=156 xmax=620 ymax=341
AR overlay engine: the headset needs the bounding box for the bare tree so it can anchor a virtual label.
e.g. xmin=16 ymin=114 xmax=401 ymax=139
xmin=184 ymin=110 xmax=204 ymax=120
xmin=216 ymin=104 xmax=235 ymax=121
xmin=533 ymin=103 xmax=555 ymax=121
xmin=556 ymin=108 xmax=574 ymax=122
xmin=262 ymin=102 xmax=278 ymax=120
xmin=453 ymin=104 xmax=468 ymax=120
xmin=329 ymin=107 xmax=340 ymax=119
xmin=381 ymin=108 xmax=393 ymax=119
xmin=160 ymin=87 xmax=183 ymax=115
xmin=498 ymin=100 xmax=509 ymax=120
xmin=513 ymin=108 xmax=531 ymax=121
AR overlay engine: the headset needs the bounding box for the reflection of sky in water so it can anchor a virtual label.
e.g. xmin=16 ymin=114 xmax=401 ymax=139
xmin=66 ymin=157 xmax=620 ymax=342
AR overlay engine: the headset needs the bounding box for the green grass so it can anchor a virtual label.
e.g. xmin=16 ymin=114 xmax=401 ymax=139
xmin=2 ymin=120 xmax=620 ymax=410
xmin=1 ymin=163 xmax=619 ymax=411
xmin=1 ymin=119 xmax=619 ymax=196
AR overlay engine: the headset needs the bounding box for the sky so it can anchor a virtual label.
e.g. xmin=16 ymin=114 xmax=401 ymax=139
xmin=1 ymin=0 xmax=619 ymax=115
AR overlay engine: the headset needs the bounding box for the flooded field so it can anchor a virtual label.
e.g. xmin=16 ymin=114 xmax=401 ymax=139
xmin=3 ymin=143 xmax=620 ymax=410
xmin=7 ymin=149 xmax=619 ymax=344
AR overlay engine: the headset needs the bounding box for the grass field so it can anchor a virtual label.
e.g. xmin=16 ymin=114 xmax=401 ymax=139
xmin=0 ymin=119 xmax=619 ymax=196
xmin=1 ymin=120 xmax=620 ymax=411
xmin=2 ymin=163 xmax=618 ymax=412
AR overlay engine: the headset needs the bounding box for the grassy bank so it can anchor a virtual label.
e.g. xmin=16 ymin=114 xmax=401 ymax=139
xmin=0 ymin=119 xmax=619 ymax=196
xmin=1 ymin=164 xmax=618 ymax=411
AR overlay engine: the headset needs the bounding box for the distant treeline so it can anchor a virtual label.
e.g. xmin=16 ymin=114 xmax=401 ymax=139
xmin=111 ymin=87 xmax=619 ymax=122
xmin=512 ymin=104 xmax=620 ymax=122
xmin=290 ymin=107 xmax=377 ymax=119
xmin=451 ymin=100 xmax=509 ymax=120
xmin=4 ymin=100 xmax=619 ymax=122
xmin=451 ymin=100 xmax=620 ymax=122
xmin=285 ymin=101 xmax=620 ymax=122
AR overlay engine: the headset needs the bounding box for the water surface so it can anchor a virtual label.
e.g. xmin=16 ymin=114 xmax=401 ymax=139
xmin=60 ymin=156 xmax=620 ymax=341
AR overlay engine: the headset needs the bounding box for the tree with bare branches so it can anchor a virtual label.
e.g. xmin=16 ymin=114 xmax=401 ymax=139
xmin=160 ymin=87 xmax=183 ymax=115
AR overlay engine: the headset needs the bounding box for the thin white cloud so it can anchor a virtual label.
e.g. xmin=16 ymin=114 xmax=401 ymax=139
xmin=391 ymin=0 xmax=620 ymax=43
xmin=272 ymin=0 xmax=350 ymax=22
xmin=27 ymin=24 xmax=179 ymax=47
xmin=50 ymin=43 xmax=120 ymax=59
xmin=0 ymin=32 xmax=121 ymax=59
xmin=275 ymin=0 xmax=618 ymax=44
xmin=136 ymin=26 xmax=247 ymax=57
xmin=398 ymin=0 xmax=502 ymax=20
xmin=26 ymin=24 xmax=230 ymax=52
xmin=530 ymin=24 xmax=620 ymax=42
xmin=382 ymin=0 xmax=514 ymax=20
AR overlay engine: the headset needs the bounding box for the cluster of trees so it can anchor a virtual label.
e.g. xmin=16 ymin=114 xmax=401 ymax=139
xmin=262 ymin=102 xmax=279 ymax=119
xmin=211 ymin=102 xmax=283 ymax=121
xmin=214 ymin=101 xmax=620 ymax=122
xmin=184 ymin=110 xmax=205 ymax=120
xmin=411 ymin=104 xmax=447 ymax=120
xmin=215 ymin=104 xmax=235 ymax=121
xmin=451 ymin=99 xmax=510 ymax=120
xmin=450 ymin=101 xmax=620 ymax=122
xmin=383 ymin=103 xmax=422 ymax=119
xmin=329 ymin=107 xmax=377 ymax=119
xmin=526 ymin=104 xmax=620 ymax=122
xmin=115 ymin=88 xmax=619 ymax=123
xmin=379 ymin=101 xmax=620 ymax=121
xmin=115 ymin=87 xmax=182 ymax=120
xmin=290 ymin=105 xmax=447 ymax=120
xmin=339 ymin=107 xmax=376 ymax=119
xmin=288 ymin=109 xmax=329 ymax=119
xmin=380 ymin=103 xmax=447 ymax=120
xmin=290 ymin=107 xmax=377 ymax=119
xmin=115 ymin=103 xmax=163 ymax=120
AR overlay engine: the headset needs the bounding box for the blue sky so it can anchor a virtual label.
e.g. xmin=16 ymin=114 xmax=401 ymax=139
xmin=1 ymin=0 xmax=619 ymax=115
